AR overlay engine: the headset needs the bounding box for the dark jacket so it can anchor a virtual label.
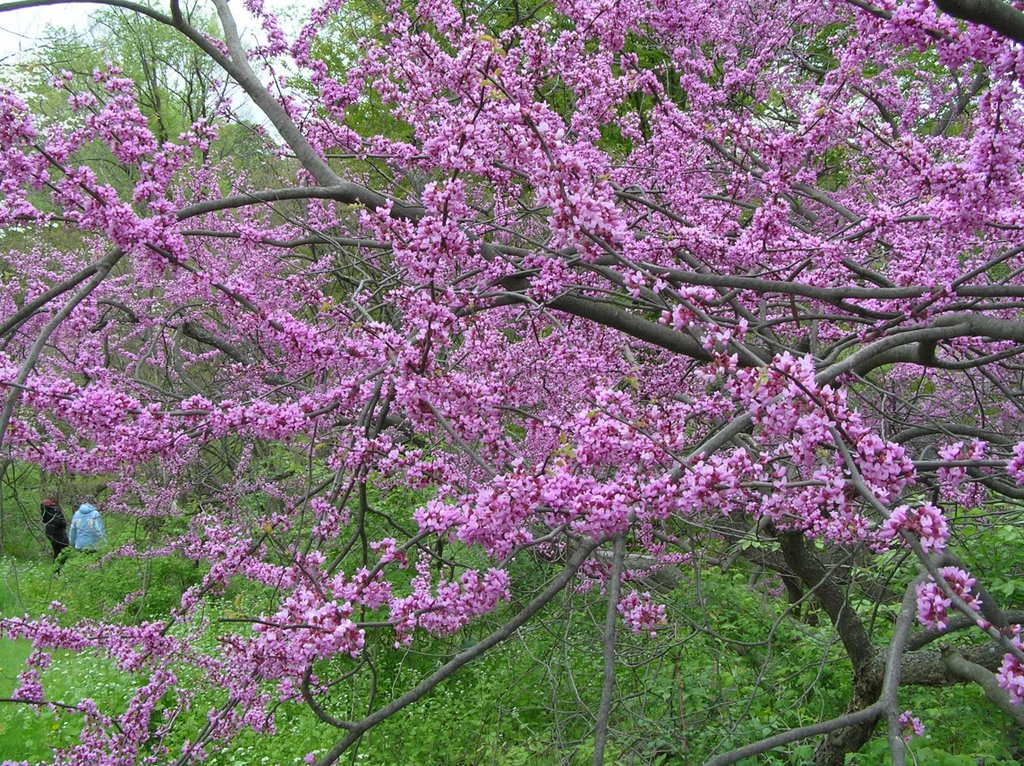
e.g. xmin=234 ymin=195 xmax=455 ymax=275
xmin=41 ymin=502 xmax=69 ymax=558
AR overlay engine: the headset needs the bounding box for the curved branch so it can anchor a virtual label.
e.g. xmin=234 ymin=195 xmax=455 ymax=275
xmin=0 ymin=248 xmax=125 ymax=449
xmin=177 ymin=186 xmax=424 ymax=222
xmin=908 ymin=611 xmax=1024 ymax=650
xmin=313 ymin=537 xmax=602 ymax=766
xmin=944 ymin=648 xmax=1024 ymax=725
xmin=0 ymin=248 xmax=122 ymax=339
xmin=703 ymin=703 xmax=883 ymax=766
xmin=934 ymin=0 xmax=1024 ymax=45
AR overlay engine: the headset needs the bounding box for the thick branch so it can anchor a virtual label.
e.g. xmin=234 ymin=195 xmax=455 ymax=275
xmin=944 ymin=648 xmax=1024 ymax=725
xmin=779 ymin=534 xmax=874 ymax=672
xmin=177 ymin=187 xmax=424 ymax=221
xmin=934 ymin=0 xmax=1024 ymax=45
xmin=548 ymin=295 xmax=716 ymax=360
xmin=908 ymin=609 xmax=1024 ymax=651
xmin=210 ymin=0 xmax=342 ymax=187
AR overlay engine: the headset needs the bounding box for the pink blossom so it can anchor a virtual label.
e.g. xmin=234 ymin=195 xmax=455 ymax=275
xmin=617 ymin=591 xmax=667 ymax=637
xmin=915 ymin=567 xmax=981 ymax=630
xmin=898 ymin=710 xmax=925 ymax=740
xmin=878 ymin=504 xmax=949 ymax=553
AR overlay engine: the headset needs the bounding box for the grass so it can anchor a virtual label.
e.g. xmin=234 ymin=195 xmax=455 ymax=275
xmin=0 ymin=555 xmax=140 ymax=765
xmin=0 ymin=637 xmax=140 ymax=763
xmin=1 ymin=538 xmax=1022 ymax=766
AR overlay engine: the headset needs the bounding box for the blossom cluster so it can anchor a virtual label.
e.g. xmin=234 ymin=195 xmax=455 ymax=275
xmin=997 ymin=628 xmax=1024 ymax=705
xmin=915 ymin=567 xmax=981 ymax=630
xmin=877 ymin=503 xmax=950 ymax=553
xmin=617 ymin=591 xmax=667 ymax=637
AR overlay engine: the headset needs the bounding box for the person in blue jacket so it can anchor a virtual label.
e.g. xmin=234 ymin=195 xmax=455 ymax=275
xmin=69 ymin=502 xmax=107 ymax=551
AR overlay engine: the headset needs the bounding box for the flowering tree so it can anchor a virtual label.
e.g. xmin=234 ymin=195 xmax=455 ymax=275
xmin=3 ymin=0 xmax=1024 ymax=763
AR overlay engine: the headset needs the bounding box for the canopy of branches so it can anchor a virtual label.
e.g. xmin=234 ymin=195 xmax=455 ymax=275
xmin=3 ymin=0 xmax=1024 ymax=764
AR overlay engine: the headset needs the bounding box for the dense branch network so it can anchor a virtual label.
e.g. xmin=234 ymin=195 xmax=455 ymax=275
xmin=1 ymin=0 xmax=1024 ymax=764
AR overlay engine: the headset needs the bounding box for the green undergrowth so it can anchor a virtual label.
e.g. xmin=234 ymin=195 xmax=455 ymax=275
xmin=1 ymin=526 xmax=1023 ymax=764
xmin=0 ymin=638 xmax=140 ymax=762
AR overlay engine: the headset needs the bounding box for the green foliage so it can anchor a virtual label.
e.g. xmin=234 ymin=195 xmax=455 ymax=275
xmin=0 ymin=637 xmax=138 ymax=763
xmin=954 ymin=509 xmax=1024 ymax=605
xmin=3 ymin=542 xmax=1024 ymax=765
xmin=851 ymin=737 xmax=1022 ymax=766
xmin=55 ymin=550 xmax=204 ymax=623
xmin=3 ymin=465 xmax=1024 ymax=765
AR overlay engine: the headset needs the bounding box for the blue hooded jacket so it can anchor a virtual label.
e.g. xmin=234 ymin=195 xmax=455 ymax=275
xmin=69 ymin=504 xmax=106 ymax=550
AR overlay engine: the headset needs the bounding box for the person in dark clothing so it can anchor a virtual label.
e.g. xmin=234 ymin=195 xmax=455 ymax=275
xmin=41 ymin=498 xmax=69 ymax=560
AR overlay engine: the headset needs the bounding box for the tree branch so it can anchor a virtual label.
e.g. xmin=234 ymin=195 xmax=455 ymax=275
xmin=313 ymin=537 xmax=602 ymax=766
xmin=934 ymin=0 xmax=1024 ymax=45
xmin=944 ymin=648 xmax=1024 ymax=725
xmin=593 ymin=534 xmax=625 ymax=766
